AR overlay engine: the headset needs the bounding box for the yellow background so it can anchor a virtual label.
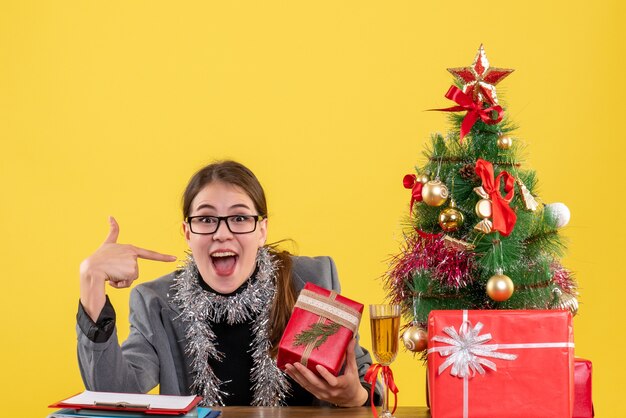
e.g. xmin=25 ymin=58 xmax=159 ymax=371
xmin=1 ymin=1 xmax=624 ymax=416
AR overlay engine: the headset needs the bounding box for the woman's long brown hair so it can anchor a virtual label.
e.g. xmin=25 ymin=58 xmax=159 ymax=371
xmin=182 ymin=160 xmax=297 ymax=357
xmin=267 ymin=249 xmax=296 ymax=357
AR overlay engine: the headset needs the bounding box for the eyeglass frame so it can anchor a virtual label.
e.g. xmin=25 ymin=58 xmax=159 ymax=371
xmin=186 ymin=214 xmax=265 ymax=235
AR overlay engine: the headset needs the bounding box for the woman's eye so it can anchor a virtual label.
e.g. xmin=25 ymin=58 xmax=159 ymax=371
xmin=232 ymin=215 xmax=248 ymax=223
xmin=198 ymin=217 xmax=217 ymax=224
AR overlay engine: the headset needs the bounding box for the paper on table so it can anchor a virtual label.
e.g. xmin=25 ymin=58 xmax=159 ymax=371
xmin=61 ymin=391 xmax=198 ymax=410
xmin=47 ymin=407 xmax=215 ymax=418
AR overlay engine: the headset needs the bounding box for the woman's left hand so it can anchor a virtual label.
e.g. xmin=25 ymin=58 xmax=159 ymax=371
xmin=284 ymin=338 xmax=369 ymax=407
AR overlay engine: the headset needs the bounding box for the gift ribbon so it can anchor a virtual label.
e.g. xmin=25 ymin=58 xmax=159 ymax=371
xmin=427 ymin=310 xmax=575 ymax=418
xmin=427 ymin=319 xmax=518 ymax=378
xmin=403 ymin=174 xmax=423 ymax=214
xmin=432 ymin=85 xmax=503 ymax=141
xmin=475 ymin=158 xmax=517 ymax=236
xmin=294 ymin=289 xmax=361 ymax=333
xmin=365 ymin=364 xmax=398 ymax=418
xmin=293 ymin=289 xmax=362 ymax=366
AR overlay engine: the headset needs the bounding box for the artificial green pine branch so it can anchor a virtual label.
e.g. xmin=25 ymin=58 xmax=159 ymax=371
xmin=293 ymin=322 xmax=340 ymax=349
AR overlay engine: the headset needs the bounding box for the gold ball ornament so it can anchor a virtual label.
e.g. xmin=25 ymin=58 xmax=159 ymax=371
xmin=402 ymin=324 xmax=428 ymax=352
xmin=438 ymin=206 xmax=464 ymax=232
xmin=497 ymin=135 xmax=513 ymax=150
xmin=421 ymin=180 xmax=449 ymax=207
xmin=486 ymin=272 xmax=514 ymax=302
xmin=416 ymin=174 xmax=430 ymax=184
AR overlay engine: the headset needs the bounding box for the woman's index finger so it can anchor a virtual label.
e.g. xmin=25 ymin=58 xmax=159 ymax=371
xmin=133 ymin=246 xmax=177 ymax=262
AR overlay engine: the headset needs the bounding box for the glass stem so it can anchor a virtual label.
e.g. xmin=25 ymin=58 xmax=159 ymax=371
xmin=382 ymin=371 xmax=389 ymax=414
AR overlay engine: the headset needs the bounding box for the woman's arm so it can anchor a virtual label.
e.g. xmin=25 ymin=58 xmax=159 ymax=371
xmin=77 ymin=289 xmax=159 ymax=393
xmin=77 ymin=217 xmax=177 ymax=392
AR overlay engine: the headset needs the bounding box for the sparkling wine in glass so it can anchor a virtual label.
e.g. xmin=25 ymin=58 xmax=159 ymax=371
xmin=369 ymin=304 xmax=401 ymax=418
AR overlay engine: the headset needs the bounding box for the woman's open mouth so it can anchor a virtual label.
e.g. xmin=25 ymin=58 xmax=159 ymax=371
xmin=210 ymin=251 xmax=238 ymax=276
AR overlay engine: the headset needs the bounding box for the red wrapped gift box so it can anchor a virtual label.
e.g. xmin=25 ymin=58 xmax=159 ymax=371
xmin=276 ymin=282 xmax=363 ymax=376
xmin=427 ymin=310 xmax=574 ymax=418
xmin=574 ymin=358 xmax=594 ymax=417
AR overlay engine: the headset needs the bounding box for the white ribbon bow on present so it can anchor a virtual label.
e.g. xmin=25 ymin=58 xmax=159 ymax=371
xmin=429 ymin=320 xmax=517 ymax=378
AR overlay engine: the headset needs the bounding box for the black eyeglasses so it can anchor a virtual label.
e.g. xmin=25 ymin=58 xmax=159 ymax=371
xmin=186 ymin=215 xmax=264 ymax=235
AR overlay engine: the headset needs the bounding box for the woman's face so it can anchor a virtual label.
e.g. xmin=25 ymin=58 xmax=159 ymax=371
xmin=183 ymin=181 xmax=267 ymax=294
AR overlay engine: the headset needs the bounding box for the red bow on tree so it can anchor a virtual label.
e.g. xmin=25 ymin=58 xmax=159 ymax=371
xmin=475 ymin=158 xmax=517 ymax=236
xmin=403 ymin=174 xmax=423 ymax=214
xmin=365 ymin=364 xmax=399 ymax=418
xmin=433 ymin=85 xmax=504 ymax=141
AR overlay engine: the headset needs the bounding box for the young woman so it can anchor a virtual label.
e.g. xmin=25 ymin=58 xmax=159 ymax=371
xmin=77 ymin=160 xmax=377 ymax=407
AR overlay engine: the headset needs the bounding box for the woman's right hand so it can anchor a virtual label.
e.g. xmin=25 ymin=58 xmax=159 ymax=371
xmin=79 ymin=216 xmax=177 ymax=322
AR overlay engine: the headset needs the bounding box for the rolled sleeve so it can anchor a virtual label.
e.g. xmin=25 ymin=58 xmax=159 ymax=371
xmin=77 ymin=295 xmax=116 ymax=343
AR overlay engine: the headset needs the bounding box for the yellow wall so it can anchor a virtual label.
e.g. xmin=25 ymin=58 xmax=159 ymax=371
xmin=1 ymin=1 xmax=624 ymax=416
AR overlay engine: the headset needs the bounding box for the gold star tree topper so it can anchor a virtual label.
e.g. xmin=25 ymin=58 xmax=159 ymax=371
xmin=447 ymin=44 xmax=514 ymax=105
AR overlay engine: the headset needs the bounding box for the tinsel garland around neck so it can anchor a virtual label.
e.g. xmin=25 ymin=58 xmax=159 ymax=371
xmin=171 ymin=247 xmax=291 ymax=406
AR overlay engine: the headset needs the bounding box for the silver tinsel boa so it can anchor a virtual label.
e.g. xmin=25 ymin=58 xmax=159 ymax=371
xmin=171 ymin=247 xmax=291 ymax=406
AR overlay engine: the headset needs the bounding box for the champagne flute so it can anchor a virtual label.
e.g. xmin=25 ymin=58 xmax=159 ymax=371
xmin=369 ymin=304 xmax=401 ymax=418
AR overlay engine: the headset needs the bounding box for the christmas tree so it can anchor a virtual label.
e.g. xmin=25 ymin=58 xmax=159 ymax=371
xmin=385 ymin=45 xmax=578 ymax=353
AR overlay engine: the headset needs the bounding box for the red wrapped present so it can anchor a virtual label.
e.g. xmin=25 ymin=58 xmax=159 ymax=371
xmin=574 ymin=358 xmax=594 ymax=417
xmin=427 ymin=310 xmax=574 ymax=418
xmin=276 ymin=282 xmax=363 ymax=376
